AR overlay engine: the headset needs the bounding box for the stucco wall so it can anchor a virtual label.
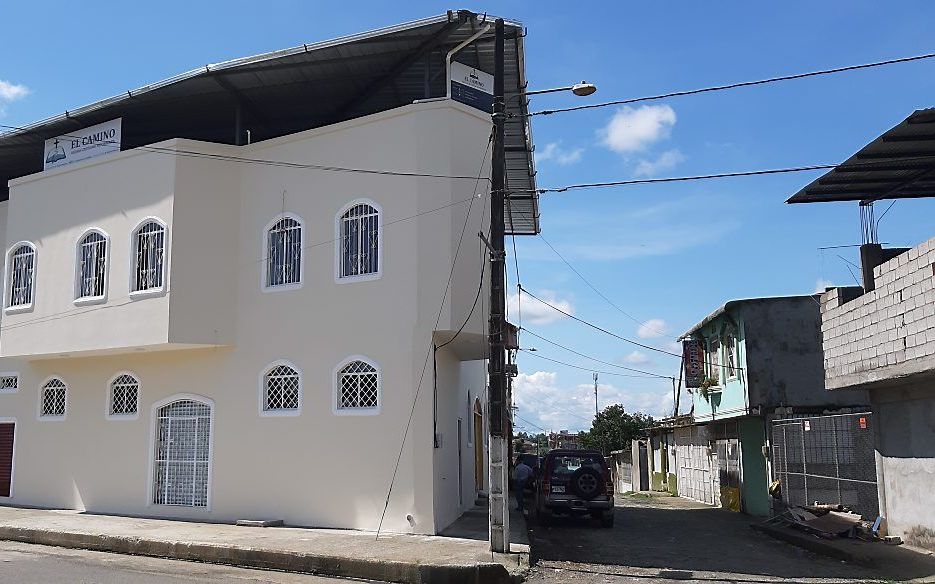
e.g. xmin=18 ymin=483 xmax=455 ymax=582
xmin=0 ymin=100 xmax=492 ymax=534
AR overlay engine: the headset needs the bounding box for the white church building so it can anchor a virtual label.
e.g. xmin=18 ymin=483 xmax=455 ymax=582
xmin=0 ymin=11 xmax=537 ymax=535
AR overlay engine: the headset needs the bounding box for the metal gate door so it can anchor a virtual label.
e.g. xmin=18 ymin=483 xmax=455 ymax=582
xmin=676 ymin=426 xmax=715 ymax=505
xmin=153 ymin=400 xmax=211 ymax=507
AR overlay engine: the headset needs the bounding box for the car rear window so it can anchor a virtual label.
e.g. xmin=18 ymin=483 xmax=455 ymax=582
xmin=548 ymin=454 xmax=604 ymax=479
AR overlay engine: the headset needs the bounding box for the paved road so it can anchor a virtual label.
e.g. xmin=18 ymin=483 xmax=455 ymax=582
xmin=524 ymin=494 xmax=925 ymax=583
xmin=0 ymin=540 xmax=384 ymax=584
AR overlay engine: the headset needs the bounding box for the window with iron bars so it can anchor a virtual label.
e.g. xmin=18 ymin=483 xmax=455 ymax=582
xmin=152 ymin=399 xmax=211 ymax=507
xmin=338 ymin=360 xmax=379 ymax=410
xmin=0 ymin=374 xmax=17 ymax=394
xmin=110 ymin=374 xmax=139 ymax=416
xmin=7 ymin=243 xmax=35 ymax=308
xmin=339 ymin=203 xmax=379 ymax=279
xmin=77 ymin=231 xmax=107 ymax=300
xmin=263 ymin=364 xmax=300 ymax=412
xmin=40 ymin=378 xmax=67 ymax=418
xmin=266 ymin=216 xmax=302 ymax=288
xmin=133 ymin=221 xmax=166 ymax=293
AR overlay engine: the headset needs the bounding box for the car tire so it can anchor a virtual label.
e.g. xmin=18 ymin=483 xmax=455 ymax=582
xmin=600 ymin=510 xmax=614 ymax=528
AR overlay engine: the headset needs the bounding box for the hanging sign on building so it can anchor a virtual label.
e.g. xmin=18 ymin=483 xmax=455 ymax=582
xmin=450 ymin=62 xmax=494 ymax=113
xmin=43 ymin=118 xmax=122 ymax=170
xmin=683 ymin=339 xmax=705 ymax=388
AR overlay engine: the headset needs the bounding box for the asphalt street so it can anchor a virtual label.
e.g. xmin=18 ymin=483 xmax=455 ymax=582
xmin=0 ymin=540 xmax=384 ymax=584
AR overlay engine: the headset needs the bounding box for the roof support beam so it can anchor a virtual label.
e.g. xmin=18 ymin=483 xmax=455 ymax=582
xmin=212 ymin=75 xmax=271 ymax=141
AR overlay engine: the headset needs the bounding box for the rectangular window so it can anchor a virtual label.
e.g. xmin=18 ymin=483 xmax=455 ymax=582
xmin=0 ymin=375 xmax=17 ymax=394
xmin=724 ymin=334 xmax=737 ymax=379
xmin=708 ymin=337 xmax=720 ymax=384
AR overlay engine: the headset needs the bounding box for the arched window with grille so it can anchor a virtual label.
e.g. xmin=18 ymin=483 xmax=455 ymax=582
xmin=109 ymin=373 xmax=140 ymax=419
xmin=264 ymin=214 xmax=303 ymax=290
xmin=132 ymin=219 xmax=167 ymax=294
xmin=76 ymin=230 xmax=108 ymax=302
xmin=334 ymin=357 xmax=381 ymax=415
xmin=260 ymin=361 xmax=301 ymax=416
xmin=337 ymin=201 xmax=380 ymax=281
xmin=39 ymin=377 xmax=67 ymax=420
xmin=151 ymin=396 xmax=212 ymax=507
xmin=6 ymin=242 xmax=36 ymax=310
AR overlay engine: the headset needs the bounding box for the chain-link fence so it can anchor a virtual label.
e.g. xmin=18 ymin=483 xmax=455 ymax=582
xmin=770 ymin=412 xmax=878 ymax=519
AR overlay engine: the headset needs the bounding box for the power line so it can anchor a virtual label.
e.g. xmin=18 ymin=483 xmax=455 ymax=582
xmin=519 ymin=348 xmax=668 ymax=379
xmin=529 ymin=51 xmax=935 ymax=117
xmin=521 ymin=328 xmax=672 ymax=379
xmin=514 ymin=413 xmax=548 ymax=433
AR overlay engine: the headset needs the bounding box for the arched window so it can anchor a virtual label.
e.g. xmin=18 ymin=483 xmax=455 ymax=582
xmin=76 ymin=230 xmax=108 ymax=300
xmin=338 ymin=202 xmax=380 ymax=279
xmin=265 ymin=215 xmax=303 ymax=289
xmin=152 ymin=398 xmax=212 ymax=507
xmin=109 ymin=373 xmax=139 ymax=417
xmin=262 ymin=362 xmax=301 ymax=414
xmin=6 ymin=242 xmax=36 ymax=309
xmin=40 ymin=377 xmax=67 ymax=419
xmin=132 ymin=220 xmax=166 ymax=293
xmin=336 ymin=358 xmax=380 ymax=412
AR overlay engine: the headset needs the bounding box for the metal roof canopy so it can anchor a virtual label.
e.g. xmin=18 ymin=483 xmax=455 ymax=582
xmin=0 ymin=10 xmax=539 ymax=234
xmin=787 ymin=108 xmax=935 ymax=205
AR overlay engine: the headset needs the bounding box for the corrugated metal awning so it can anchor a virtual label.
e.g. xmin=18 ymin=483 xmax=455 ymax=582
xmin=0 ymin=10 xmax=539 ymax=234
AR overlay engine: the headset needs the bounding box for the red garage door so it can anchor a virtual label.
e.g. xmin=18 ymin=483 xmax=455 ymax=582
xmin=0 ymin=423 xmax=13 ymax=497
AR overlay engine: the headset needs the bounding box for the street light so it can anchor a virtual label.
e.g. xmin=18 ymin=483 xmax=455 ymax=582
xmin=506 ymin=81 xmax=598 ymax=100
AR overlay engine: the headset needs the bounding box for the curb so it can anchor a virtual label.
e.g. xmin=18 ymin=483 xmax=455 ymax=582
xmin=0 ymin=525 xmax=516 ymax=584
xmin=751 ymin=523 xmax=876 ymax=567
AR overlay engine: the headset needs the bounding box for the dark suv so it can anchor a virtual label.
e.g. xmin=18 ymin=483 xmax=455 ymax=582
xmin=534 ymin=449 xmax=614 ymax=527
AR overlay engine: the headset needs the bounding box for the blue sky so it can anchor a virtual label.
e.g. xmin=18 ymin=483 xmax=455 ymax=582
xmin=3 ymin=2 xmax=935 ymax=433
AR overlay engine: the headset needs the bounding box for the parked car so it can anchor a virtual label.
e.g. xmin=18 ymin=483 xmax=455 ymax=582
xmin=533 ymin=449 xmax=615 ymax=527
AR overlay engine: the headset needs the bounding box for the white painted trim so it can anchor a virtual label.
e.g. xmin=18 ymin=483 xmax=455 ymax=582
xmin=0 ymin=372 xmax=19 ymax=395
xmin=73 ymin=227 xmax=111 ymax=305
xmin=145 ymin=393 xmax=215 ymax=511
xmin=334 ymin=198 xmax=383 ymax=284
xmin=260 ymin=212 xmax=305 ymax=293
xmin=258 ymin=359 xmax=303 ymax=418
xmin=0 ymin=417 xmax=17 ymax=499
xmin=128 ymin=217 xmax=170 ymax=300
xmin=332 ymin=355 xmax=382 ymax=416
xmin=106 ymin=370 xmax=141 ymax=421
xmin=36 ymin=375 xmax=67 ymax=422
xmin=3 ymin=241 xmax=37 ymax=314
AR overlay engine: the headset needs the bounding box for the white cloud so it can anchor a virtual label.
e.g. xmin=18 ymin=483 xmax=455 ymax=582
xmin=623 ymin=351 xmax=650 ymax=365
xmin=637 ymin=318 xmax=668 ymax=339
xmin=600 ymin=104 xmax=676 ymax=154
xmin=0 ymin=80 xmax=29 ymax=116
xmin=814 ymin=278 xmax=834 ymax=293
xmin=512 ymin=370 xmax=673 ymax=432
xmin=536 ymin=141 xmax=584 ymax=166
xmin=509 ymin=290 xmax=574 ymax=326
xmin=633 ymin=149 xmax=685 ymax=177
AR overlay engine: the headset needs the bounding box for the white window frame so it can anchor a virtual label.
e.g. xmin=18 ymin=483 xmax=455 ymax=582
xmin=332 ymin=355 xmax=382 ymax=416
xmin=129 ymin=217 xmax=169 ymax=299
xmin=106 ymin=371 xmax=141 ymax=421
xmin=0 ymin=417 xmax=17 ymax=499
xmin=4 ymin=241 xmax=37 ymax=314
xmin=261 ymin=213 xmax=305 ymax=293
xmin=258 ymin=360 xmax=302 ymax=417
xmin=146 ymin=393 xmax=214 ymax=510
xmin=0 ymin=372 xmax=19 ymax=395
xmin=37 ymin=376 xmax=67 ymax=421
xmin=334 ymin=199 xmax=383 ymax=284
xmin=74 ymin=228 xmax=110 ymax=306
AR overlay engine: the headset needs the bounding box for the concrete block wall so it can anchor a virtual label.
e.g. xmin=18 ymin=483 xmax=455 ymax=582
xmin=820 ymin=235 xmax=935 ymax=386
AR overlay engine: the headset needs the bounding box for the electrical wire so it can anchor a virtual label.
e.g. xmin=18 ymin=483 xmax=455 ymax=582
xmin=519 ymin=348 xmax=668 ymax=379
xmin=520 ymin=328 xmax=672 ymax=379
xmin=529 ymin=51 xmax=935 ymax=117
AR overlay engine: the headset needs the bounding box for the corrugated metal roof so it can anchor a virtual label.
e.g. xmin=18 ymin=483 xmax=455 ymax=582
xmin=0 ymin=10 xmax=539 ymax=234
xmin=787 ymin=108 xmax=935 ymax=204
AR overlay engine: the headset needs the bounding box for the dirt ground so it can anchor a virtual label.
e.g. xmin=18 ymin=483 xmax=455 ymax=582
xmin=525 ymin=493 xmax=935 ymax=583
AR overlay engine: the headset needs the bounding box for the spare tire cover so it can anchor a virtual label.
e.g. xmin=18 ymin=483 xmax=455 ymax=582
xmin=570 ymin=466 xmax=604 ymax=500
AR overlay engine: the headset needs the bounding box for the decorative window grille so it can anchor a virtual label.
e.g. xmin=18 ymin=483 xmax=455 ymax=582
xmin=110 ymin=374 xmax=139 ymax=416
xmin=0 ymin=375 xmax=17 ymax=393
xmin=40 ymin=378 xmax=67 ymax=418
xmin=263 ymin=365 xmax=300 ymax=412
xmin=77 ymin=231 xmax=107 ymax=299
xmin=339 ymin=204 xmax=379 ymax=278
xmin=338 ymin=360 xmax=379 ymax=410
xmin=266 ymin=217 xmax=302 ymax=287
xmin=153 ymin=399 xmax=211 ymax=507
xmin=133 ymin=221 xmax=165 ymax=292
xmin=8 ymin=244 xmax=35 ymax=308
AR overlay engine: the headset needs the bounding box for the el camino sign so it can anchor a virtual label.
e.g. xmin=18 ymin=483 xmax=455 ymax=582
xmin=450 ymin=61 xmax=494 ymax=113
xmin=43 ymin=118 xmax=122 ymax=170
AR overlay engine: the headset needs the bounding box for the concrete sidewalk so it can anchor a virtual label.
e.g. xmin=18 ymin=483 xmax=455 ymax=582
xmin=0 ymin=505 xmax=529 ymax=584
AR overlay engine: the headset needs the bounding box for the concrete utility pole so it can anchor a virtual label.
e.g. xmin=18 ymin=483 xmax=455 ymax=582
xmin=487 ymin=17 xmax=510 ymax=554
xmin=593 ymin=372 xmax=599 ymax=417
